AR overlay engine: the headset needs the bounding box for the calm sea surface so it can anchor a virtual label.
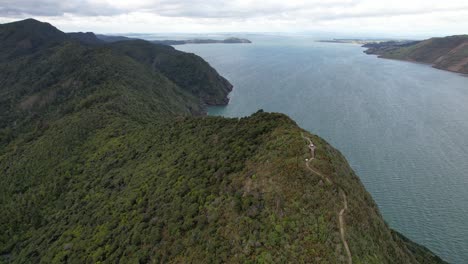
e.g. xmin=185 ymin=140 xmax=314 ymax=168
xmin=173 ymin=35 xmax=468 ymax=263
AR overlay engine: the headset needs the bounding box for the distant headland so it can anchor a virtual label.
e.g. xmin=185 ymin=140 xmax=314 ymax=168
xmin=362 ymin=35 xmax=468 ymax=75
xmin=317 ymin=39 xmax=415 ymax=45
xmin=319 ymin=36 xmax=468 ymax=75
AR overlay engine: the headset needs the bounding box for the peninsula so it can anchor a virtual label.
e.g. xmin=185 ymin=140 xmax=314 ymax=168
xmin=363 ymin=35 xmax=468 ymax=74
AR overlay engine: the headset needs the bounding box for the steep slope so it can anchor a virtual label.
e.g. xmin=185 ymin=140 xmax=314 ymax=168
xmin=364 ymin=35 xmax=468 ymax=74
xmin=110 ymin=40 xmax=233 ymax=105
xmin=0 ymin=19 xmax=446 ymax=263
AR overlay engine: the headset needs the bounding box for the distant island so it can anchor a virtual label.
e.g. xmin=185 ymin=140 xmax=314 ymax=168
xmin=362 ymin=35 xmax=468 ymax=74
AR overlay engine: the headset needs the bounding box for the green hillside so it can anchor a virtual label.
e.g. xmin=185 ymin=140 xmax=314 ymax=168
xmin=0 ymin=19 xmax=446 ymax=263
xmin=0 ymin=18 xmax=68 ymax=59
xmin=364 ymin=35 xmax=468 ymax=74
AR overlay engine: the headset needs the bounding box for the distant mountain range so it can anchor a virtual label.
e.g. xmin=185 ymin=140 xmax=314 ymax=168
xmin=363 ymin=35 xmax=468 ymax=74
xmin=68 ymin=31 xmax=251 ymax=46
xmin=152 ymin=37 xmax=252 ymax=45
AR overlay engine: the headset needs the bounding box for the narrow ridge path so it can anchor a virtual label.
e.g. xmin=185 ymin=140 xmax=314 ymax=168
xmin=339 ymin=190 xmax=352 ymax=264
xmin=301 ymin=133 xmax=353 ymax=264
xmin=300 ymin=133 xmax=332 ymax=185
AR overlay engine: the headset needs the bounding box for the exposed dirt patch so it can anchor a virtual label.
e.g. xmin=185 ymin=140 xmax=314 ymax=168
xmin=447 ymin=56 xmax=468 ymax=73
xmin=19 ymin=89 xmax=57 ymax=111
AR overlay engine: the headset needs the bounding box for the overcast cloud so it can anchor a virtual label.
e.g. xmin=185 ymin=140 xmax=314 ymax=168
xmin=0 ymin=0 xmax=467 ymax=36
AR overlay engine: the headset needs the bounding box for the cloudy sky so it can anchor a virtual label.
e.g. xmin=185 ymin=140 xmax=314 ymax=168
xmin=0 ymin=0 xmax=467 ymax=37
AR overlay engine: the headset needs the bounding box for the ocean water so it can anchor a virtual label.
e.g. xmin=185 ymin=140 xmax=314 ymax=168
xmin=173 ymin=35 xmax=468 ymax=263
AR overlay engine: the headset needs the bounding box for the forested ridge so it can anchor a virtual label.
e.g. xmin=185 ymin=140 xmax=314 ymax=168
xmin=0 ymin=19 xmax=445 ymax=263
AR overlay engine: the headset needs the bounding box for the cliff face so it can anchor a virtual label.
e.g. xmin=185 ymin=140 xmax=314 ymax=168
xmin=364 ymin=35 xmax=468 ymax=74
xmin=0 ymin=19 xmax=446 ymax=263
